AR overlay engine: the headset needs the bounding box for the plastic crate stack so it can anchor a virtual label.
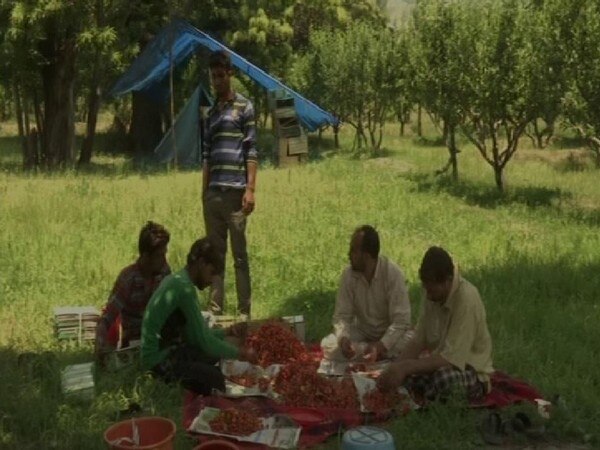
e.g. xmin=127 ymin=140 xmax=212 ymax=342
xmin=54 ymin=306 xmax=100 ymax=343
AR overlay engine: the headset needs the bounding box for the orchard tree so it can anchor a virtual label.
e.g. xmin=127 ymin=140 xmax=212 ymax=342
xmin=229 ymin=3 xmax=294 ymax=125
xmin=521 ymin=0 xmax=572 ymax=149
xmin=289 ymin=0 xmax=387 ymax=51
xmin=411 ymin=0 xmax=473 ymax=181
xmin=76 ymin=0 xmax=127 ymax=166
xmin=297 ymin=23 xmax=403 ymax=154
xmin=2 ymin=0 xmax=155 ymax=168
xmin=288 ymin=37 xmax=340 ymax=145
xmin=4 ymin=1 xmax=84 ymax=168
xmin=458 ymin=0 xmax=539 ymax=191
xmin=393 ymin=26 xmax=416 ymax=138
xmin=562 ymin=0 xmax=600 ymax=167
xmin=0 ymin=0 xmax=42 ymax=169
xmin=288 ymin=0 xmax=350 ymax=52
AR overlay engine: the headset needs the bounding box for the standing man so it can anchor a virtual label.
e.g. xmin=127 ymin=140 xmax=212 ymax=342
xmin=322 ymin=225 xmax=413 ymax=363
xmin=202 ymin=50 xmax=257 ymax=319
xmin=95 ymin=221 xmax=171 ymax=360
xmin=377 ymin=247 xmax=494 ymax=403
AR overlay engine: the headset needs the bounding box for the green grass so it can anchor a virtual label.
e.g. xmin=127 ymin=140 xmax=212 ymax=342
xmin=0 ymin=123 xmax=599 ymax=449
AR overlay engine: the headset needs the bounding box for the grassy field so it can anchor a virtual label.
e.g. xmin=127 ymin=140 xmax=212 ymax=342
xmin=0 ymin=121 xmax=598 ymax=449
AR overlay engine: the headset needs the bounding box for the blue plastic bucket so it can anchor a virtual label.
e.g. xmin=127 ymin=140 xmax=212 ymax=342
xmin=341 ymin=426 xmax=395 ymax=450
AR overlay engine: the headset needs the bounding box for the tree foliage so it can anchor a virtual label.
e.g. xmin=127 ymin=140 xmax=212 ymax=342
xmin=562 ymin=0 xmax=600 ymax=167
xmin=1 ymin=0 xmax=600 ymax=181
xmin=453 ymin=0 xmax=546 ymax=191
xmin=410 ymin=0 xmax=473 ymax=180
xmin=294 ymin=23 xmax=408 ymax=155
xmin=2 ymin=0 xmax=83 ymax=168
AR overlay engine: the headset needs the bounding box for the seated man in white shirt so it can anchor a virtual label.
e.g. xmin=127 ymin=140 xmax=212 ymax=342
xmin=377 ymin=246 xmax=493 ymax=403
xmin=321 ymin=225 xmax=413 ymax=362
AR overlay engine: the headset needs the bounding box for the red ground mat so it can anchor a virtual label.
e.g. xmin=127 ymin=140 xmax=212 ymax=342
xmin=183 ymin=353 xmax=543 ymax=448
xmin=471 ymin=371 xmax=543 ymax=408
xmin=183 ymin=392 xmax=397 ymax=448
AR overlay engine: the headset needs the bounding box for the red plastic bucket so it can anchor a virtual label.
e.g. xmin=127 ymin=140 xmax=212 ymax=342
xmin=104 ymin=416 xmax=176 ymax=450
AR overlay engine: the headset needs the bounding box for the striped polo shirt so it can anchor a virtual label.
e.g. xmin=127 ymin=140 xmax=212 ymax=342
xmin=203 ymin=92 xmax=257 ymax=189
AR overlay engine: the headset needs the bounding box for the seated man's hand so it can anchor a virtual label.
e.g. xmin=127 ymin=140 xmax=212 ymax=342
xmin=238 ymin=346 xmax=258 ymax=365
xmin=364 ymin=341 xmax=387 ymax=363
xmin=94 ymin=333 xmax=105 ymax=355
xmin=94 ymin=328 xmax=115 ymax=367
xmin=376 ymin=362 xmax=407 ymax=393
xmin=339 ymin=336 xmax=356 ymax=359
xmin=228 ymin=322 xmax=248 ymax=339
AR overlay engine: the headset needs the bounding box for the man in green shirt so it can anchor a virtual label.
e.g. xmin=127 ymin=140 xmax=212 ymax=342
xmin=141 ymin=237 xmax=256 ymax=395
xmin=377 ymin=246 xmax=493 ymax=403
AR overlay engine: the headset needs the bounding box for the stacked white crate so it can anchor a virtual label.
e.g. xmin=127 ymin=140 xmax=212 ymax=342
xmin=54 ymin=306 xmax=100 ymax=343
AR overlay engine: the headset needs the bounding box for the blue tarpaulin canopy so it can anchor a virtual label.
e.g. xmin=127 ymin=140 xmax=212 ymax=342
xmin=152 ymin=84 xmax=213 ymax=166
xmin=110 ymin=19 xmax=338 ymax=132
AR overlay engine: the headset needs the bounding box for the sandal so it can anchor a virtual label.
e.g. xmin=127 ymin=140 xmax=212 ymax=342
xmin=480 ymin=412 xmax=505 ymax=445
xmin=511 ymin=412 xmax=546 ymax=439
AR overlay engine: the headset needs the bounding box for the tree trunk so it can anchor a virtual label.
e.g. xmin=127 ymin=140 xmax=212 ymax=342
xmin=22 ymin=96 xmax=34 ymax=169
xmin=494 ymin=164 xmax=505 ymax=192
xmin=13 ymin=82 xmax=27 ymax=159
xmin=527 ymin=118 xmax=554 ymax=149
xmin=78 ymin=84 xmax=101 ymax=166
xmin=437 ymin=122 xmax=459 ymax=181
xmin=128 ymin=91 xmax=164 ymax=163
xmin=0 ymin=96 xmax=10 ymax=121
xmin=262 ymin=101 xmax=269 ymax=129
xmin=534 ymin=119 xmax=543 ymax=149
xmin=376 ymin=126 xmax=383 ymax=152
xmin=448 ymin=124 xmax=458 ymax=181
xmin=333 ymin=124 xmax=339 ymax=149
xmin=39 ymin=25 xmax=77 ymax=169
xmin=33 ymin=90 xmax=44 ymax=145
xmin=400 ymin=120 xmax=405 ymax=137
xmin=442 ymin=119 xmax=449 ymax=144
xmin=544 ymin=122 xmax=555 ymax=148
xmin=417 ymin=103 xmax=422 ymax=137
xmin=251 ymin=86 xmax=268 ymax=129
xmin=355 ymin=122 xmax=366 ymax=150
xmin=79 ymin=0 xmax=104 ymax=167
xmin=317 ymin=128 xmax=322 ymax=149
xmin=25 ymin=128 xmax=40 ymax=170
xmin=368 ymin=126 xmax=376 ymax=150
xmin=592 ymin=145 xmax=600 ymax=168
xmin=111 ymin=114 xmax=127 ymax=135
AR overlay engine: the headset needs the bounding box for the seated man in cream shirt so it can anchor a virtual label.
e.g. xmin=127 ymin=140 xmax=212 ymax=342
xmin=377 ymin=246 xmax=494 ymax=403
xmin=321 ymin=225 xmax=413 ymax=362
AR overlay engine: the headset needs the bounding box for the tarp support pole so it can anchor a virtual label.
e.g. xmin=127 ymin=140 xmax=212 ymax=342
xmin=168 ymin=6 xmax=178 ymax=168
